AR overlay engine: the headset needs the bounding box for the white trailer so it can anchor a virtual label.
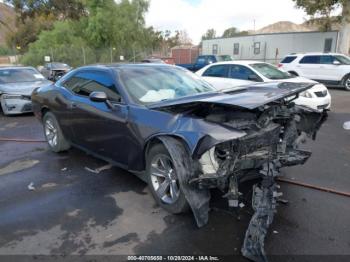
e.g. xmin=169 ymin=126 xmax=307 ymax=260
xmin=202 ymin=31 xmax=339 ymax=64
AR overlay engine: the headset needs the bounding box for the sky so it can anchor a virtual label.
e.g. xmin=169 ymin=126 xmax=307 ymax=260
xmin=145 ymin=0 xmax=310 ymax=44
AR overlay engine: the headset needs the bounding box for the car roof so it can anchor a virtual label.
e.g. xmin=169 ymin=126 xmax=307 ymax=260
xmin=285 ymin=52 xmax=344 ymax=56
xmin=205 ymin=60 xmax=267 ymax=66
xmin=0 ymin=66 xmax=37 ymax=70
xmin=76 ymin=63 xmax=176 ymax=71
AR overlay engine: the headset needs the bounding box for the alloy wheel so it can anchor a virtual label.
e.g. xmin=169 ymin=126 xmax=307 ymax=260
xmin=346 ymin=78 xmax=350 ymax=90
xmin=45 ymin=118 xmax=58 ymax=148
xmin=150 ymin=154 xmax=180 ymax=204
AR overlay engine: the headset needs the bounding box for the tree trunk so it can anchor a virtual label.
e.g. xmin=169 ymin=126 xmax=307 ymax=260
xmin=338 ymin=0 xmax=350 ymax=55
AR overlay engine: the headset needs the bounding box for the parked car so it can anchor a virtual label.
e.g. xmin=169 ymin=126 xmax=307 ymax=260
xmin=177 ymin=55 xmax=232 ymax=72
xmin=278 ymin=53 xmax=350 ymax=91
xmin=31 ymin=64 xmax=326 ymax=261
xmin=141 ymin=58 xmax=166 ymax=64
xmin=40 ymin=62 xmax=72 ymax=82
xmin=196 ymin=61 xmax=331 ymax=112
xmin=0 ymin=66 xmax=52 ymax=115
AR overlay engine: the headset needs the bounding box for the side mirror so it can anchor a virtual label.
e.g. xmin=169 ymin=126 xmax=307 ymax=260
xmin=248 ymin=74 xmax=260 ymax=82
xmin=333 ymin=60 xmax=341 ymax=65
xmin=89 ymin=91 xmax=107 ymax=102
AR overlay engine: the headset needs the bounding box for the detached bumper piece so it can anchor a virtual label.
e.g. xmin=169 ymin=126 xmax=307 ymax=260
xmin=0 ymin=94 xmax=32 ymax=115
xmin=241 ymin=161 xmax=281 ymax=262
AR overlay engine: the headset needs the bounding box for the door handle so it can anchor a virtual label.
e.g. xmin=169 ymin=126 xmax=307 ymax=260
xmin=70 ymin=102 xmax=78 ymax=109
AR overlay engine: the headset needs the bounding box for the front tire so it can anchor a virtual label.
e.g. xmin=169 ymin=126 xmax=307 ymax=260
xmin=344 ymin=75 xmax=350 ymax=91
xmin=43 ymin=112 xmax=70 ymax=152
xmin=146 ymin=143 xmax=189 ymax=214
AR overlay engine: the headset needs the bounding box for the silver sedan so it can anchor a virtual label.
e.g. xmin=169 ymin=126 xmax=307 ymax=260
xmin=0 ymin=66 xmax=52 ymax=115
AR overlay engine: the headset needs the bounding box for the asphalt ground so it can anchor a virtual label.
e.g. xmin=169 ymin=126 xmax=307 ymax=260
xmin=0 ymin=89 xmax=349 ymax=262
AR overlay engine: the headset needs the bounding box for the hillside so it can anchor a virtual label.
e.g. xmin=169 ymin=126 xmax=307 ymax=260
xmin=254 ymin=21 xmax=315 ymax=34
xmin=251 ymin=19 xmax=341 ymax=35
xmin=0 ymin=2 xmax=16 ymax=46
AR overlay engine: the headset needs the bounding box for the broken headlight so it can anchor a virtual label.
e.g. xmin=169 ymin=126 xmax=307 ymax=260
xmin=199 ymin=147 xmax=219 ymax=175
xmin=198 ymin=145 xmax=232 ymax=176
xmin=299 ymin=90 xmax=313 ymax=98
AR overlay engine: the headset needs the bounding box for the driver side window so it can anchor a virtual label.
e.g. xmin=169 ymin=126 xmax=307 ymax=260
xmin=63 ymin=71 xmax=122 ymax=102
xmin=230 ymin=65 xmax=258 ymax=81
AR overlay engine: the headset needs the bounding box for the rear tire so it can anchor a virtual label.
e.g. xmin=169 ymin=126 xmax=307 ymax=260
xmin=43 ymin=112 xmax=70 ymax=152
xmin=343 ymin=75 xmax=350 ymax=91
xmin=146 ymin=143 xmax=189 ymax=214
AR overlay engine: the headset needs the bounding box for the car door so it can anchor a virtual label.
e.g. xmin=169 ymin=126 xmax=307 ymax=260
xmin=63 ymin=70 xmax=130 ymax=167
xmin=319 ymin=55 xmax=342 ymax=82
xmin=297 ymin=55 xmax=321 ymax=80
xmin=201 ymin=64 xmax=233 ymax=90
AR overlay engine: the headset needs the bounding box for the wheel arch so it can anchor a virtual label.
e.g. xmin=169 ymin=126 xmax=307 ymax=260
xmin=143 ymin=134 xmax=192 ymax=170
xmin=41 ymin=107 xmax=50 ymax=118
xmin=341 ymin=72 xmax=350 ymax=85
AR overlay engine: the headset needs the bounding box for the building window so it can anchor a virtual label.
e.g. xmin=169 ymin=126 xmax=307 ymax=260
xmin=212 ymin=44 xmax=218 ymax=55
xmin=253 ymin=42 xmax=260 ymax=55
xmin=233 ymin=43 xmax=239 ymax=55
xmin=324 ymin=38 xmax=333 ymax=53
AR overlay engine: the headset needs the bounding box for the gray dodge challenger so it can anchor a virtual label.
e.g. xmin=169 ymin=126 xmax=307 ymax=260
xmin=32 ymin=64 xmax=327 ymax=261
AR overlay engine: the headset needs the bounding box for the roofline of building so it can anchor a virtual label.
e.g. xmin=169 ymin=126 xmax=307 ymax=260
xmin=202 ymin=30 xmax=339 ymax=41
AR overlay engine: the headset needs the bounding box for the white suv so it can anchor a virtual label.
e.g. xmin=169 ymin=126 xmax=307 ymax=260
xmin=279 ymin=53 xmax=350 ymax=91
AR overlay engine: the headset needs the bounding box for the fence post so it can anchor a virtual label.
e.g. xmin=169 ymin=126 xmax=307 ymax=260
xmin=82 ymin=47 xmax=86 ymax=65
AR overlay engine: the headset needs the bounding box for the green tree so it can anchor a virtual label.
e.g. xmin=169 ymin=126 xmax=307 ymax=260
xmin=5 ymin=0 xmax=86 ymax=51
xmin=5 ymin=0 xmax=86 ymax=22
xmin=201 ymin=29 xmax=216 ymax=40
xmin=20 ymin=21 xmax=86 ymax=66
xmin=20 ymin=0 xmax=161 ymax=65
xmin=293 ymin=0 xmax=350 ymax=54
xmin=222 ymin=27 xmax=249 ymax=37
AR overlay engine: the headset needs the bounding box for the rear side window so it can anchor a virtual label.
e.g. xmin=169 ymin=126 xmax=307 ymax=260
xmin=203 ymin=65 xmax=229 ymax=78
xmin=63 ymin=71 xmax=121 ymax=102
xmin=281 ymin=56 xmax=297 ymax=63
xmin=299 ymin=55 xmax=321 ymax=64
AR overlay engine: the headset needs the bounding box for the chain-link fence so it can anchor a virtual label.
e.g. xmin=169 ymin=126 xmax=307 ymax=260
xmin=5 ymin=46 xmax=167 ymax=68
xmin=25 ymin=46 xmax=160 ymax=68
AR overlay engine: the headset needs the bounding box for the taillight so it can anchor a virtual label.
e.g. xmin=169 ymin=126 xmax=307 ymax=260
xmin=278 ymin=63 xmax=282 ymax=68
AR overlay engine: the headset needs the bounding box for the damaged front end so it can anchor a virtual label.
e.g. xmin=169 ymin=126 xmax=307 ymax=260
xmin=185 ymin=102 xmax=326 ymax=261
xmin=0 ymin=94 xmax=33 ymax=114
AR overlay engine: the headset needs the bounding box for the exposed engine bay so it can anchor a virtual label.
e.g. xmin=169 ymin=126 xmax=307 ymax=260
xmin=160 ymin=99 xmax=327 ymax=262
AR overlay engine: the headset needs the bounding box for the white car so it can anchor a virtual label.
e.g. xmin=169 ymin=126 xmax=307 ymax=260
xmin=0 ymin=67 xmax=52 ymax=115
xmin=278 ymin=53 xmax=350 ymax=91
xmin=196 ymin=61 xmax=331 ymax=111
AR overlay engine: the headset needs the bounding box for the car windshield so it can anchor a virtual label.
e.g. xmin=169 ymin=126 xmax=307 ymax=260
xmin=217 ymin=55 xmax=232 ymax=61
xmin=250 ymin=63 xmax=294 ymax=80
xmin=51 ymin=63 xmax=70 ymax=69
xmin=119 ymin=66 xmax=215 ymax=105
xmin=335 ymin=55 xmax=350 ymax=65
xmin=0 ymin=68 xmax=45 ymax=84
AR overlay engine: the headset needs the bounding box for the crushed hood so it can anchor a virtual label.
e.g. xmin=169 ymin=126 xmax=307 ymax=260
xmin=149 ymin=82 xmax=314 ymax=111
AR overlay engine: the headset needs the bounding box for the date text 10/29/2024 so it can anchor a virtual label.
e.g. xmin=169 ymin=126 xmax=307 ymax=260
xmin=127 ymin=256 xmax=220 ymax=261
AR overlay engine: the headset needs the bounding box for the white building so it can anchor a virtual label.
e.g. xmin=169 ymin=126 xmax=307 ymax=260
xmin=201 ymin=31 xmax=339 ymax=64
